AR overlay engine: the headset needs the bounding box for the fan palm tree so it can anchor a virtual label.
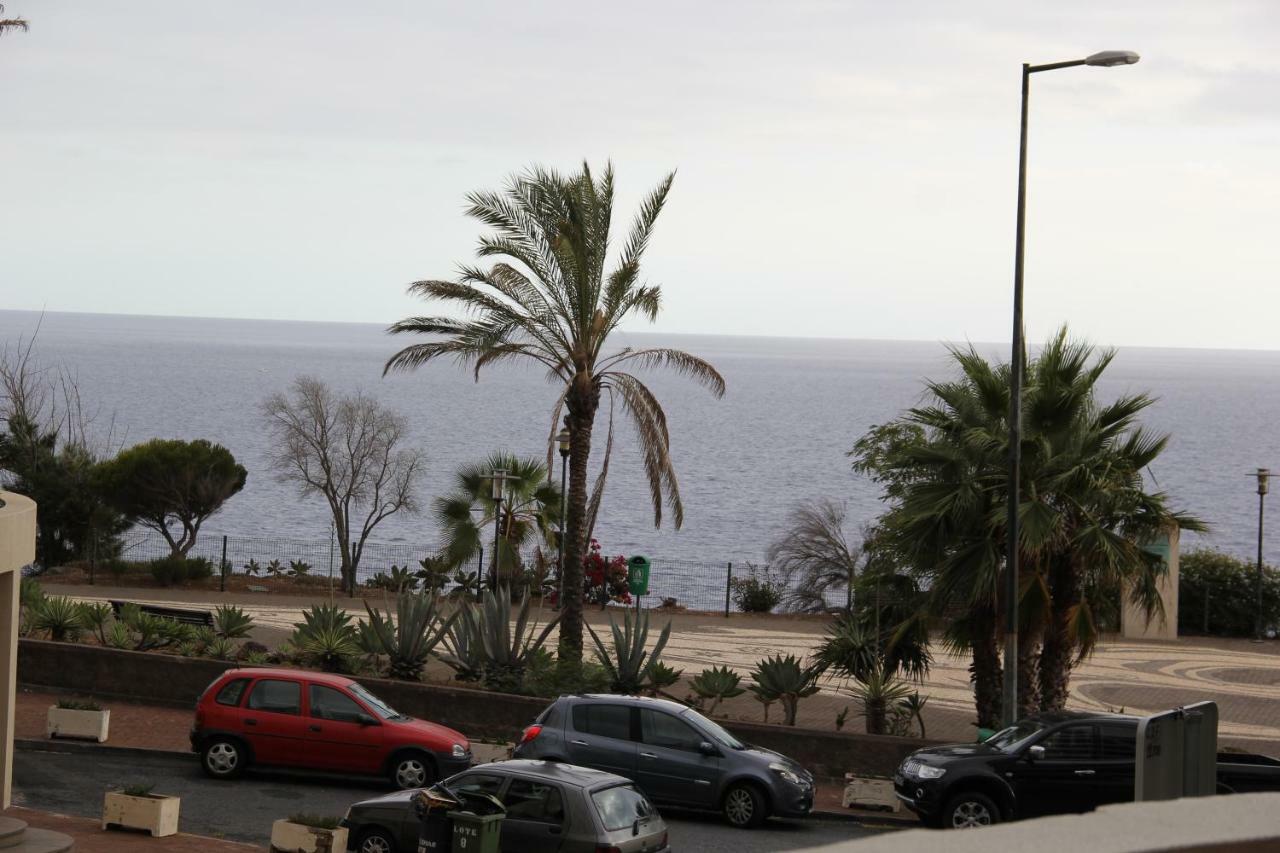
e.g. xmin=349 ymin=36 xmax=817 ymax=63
xmin=855 ymin=327 xmax=1202 ymax=726
xmin=435 ymin=452 xmax=560 ymax=584
xmin=385 ymin=163 xmax=725 ymax=669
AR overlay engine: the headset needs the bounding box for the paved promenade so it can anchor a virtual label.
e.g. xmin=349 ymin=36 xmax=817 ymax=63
xmin=47 ymin=583 xmax=1280 ymax=752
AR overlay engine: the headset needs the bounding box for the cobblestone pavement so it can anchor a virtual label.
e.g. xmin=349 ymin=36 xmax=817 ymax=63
xmin=5 ymin=805 xmax=259 ymax=852
xmin=54 ymin=584 xmax=1280 ymax=752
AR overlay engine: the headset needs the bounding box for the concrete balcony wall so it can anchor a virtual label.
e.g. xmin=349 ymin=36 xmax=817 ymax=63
xmin=0 ymin=492 xmax=36 ymax=809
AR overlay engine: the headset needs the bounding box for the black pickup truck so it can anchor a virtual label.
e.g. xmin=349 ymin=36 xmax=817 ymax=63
xmin=894 ymin=711 xmax=1280 ymax=829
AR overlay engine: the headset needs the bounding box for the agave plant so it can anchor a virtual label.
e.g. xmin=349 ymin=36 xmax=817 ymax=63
xmin=474 ymin=585 xmax=561 ymax=693
xmin=105 ymin=622 xmax=131 ymax=649
xmin=75 ymin=601 xmax=113 ymax=644
xmin=898 ymin=690 xmax=930 ymax=738
xmin=436 ymin=601 xmax=485 ymax=682
xmin=690 ymin=665 xmax=746 ymax=715
xmin=643 ymin=661 xmax=683 ymax=698
xmin=192 ymin=626 xmax=216 ymax=653
xmin=292 ymin=604 xmax=361 ymax=673
xmin=244 ymin=558 xmax=262 ymax=576
xmin=748 ymin=654 xmax=822 ymax=726
xmin=204 ymin=636 xmax=238 ymax=661
xmin=361 ymin=594 xmax=457 ymax=681
xmin=31 ymin=595 xmax=83 ymax=642
xmin=213 ymin=604 xmax=256 ymax=639
xmin=846 ymin=663 xmax=913 ymax=735
xmin=264 ymin=559 xmax=286 ymax=579
xmin=450 ymin=571 xmax=480 ymax=599
xmin=586 ymin=608 xmax=672 ymax=696
xmin=288 ymin=560 xmax=312 ymax=578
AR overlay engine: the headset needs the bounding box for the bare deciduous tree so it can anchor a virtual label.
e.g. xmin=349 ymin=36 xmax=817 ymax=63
xmin=766 ymin=499 xmax=861 ymax=613
xmin=262 ymin=377 xmax=424 ymax=593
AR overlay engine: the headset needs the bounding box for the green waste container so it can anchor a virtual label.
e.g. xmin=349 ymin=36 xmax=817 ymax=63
xmin=448 ymin=810 xmax=503 ymax=853
xmin=628 ymin=555 xmax=651 ymax=597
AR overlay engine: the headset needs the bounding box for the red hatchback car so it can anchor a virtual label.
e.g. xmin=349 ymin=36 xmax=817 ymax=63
xmin=191 ymin=668 xmax=472 ymax=788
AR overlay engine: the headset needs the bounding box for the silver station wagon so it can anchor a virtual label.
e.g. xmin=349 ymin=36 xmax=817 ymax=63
xmin=341 ymin=759 xmax=671 ymax=853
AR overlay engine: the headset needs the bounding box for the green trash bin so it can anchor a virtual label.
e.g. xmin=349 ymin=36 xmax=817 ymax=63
xmin=448 ymin=810 xmax=503 ymax=853
xmin=627 ymin=555 xmax=651 ymax=597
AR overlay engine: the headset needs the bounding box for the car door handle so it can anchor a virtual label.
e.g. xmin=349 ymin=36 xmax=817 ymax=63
xmin=1074 ymin=769 xmax=1096 ymax=776
xmin=309 ymin=725 xmax=322 ymax=733
xmin=640 ymin=752 xmax=657 ymax=759
xmin=570 ymin=740 xmax=588 ymax=746
xmin=244 ymin=719 xmax=257 ymax=727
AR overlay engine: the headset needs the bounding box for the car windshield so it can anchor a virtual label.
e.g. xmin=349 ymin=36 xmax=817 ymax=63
xmin=985 ymin=720 xmax=1046 ymax=752
xmin=592 ymin=785 xmax=655 ymax=832
xmin=681 ymin=708 xmax=744 ymax=750
xmin=348 ymin=683 xmax=404 ymax=720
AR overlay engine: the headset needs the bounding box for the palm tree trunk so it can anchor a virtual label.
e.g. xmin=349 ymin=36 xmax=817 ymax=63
xmin=970 ymin=610 xmax=1003 ymax=729
xmin=1038 ymin=563 xmax=1078 ymax=711
xmin=1017 ymin=627 xmax=1041 ymax=718
xmin=558 ymin=380 xmax=598 ymax=671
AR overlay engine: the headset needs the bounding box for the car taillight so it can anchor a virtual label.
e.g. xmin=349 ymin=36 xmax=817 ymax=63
xmin=519 ymin=724 xmax=542 ymax=744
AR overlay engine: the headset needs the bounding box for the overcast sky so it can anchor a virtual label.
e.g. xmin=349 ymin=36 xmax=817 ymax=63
xmin=2 ymin=1 xmax=1277 ymax=349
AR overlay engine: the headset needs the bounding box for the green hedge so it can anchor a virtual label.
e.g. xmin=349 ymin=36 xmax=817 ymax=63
xmin=1178 ymin=548 xmax=1280 ymax=637
xmin=149 ymin=556 xmax=214 ymax=587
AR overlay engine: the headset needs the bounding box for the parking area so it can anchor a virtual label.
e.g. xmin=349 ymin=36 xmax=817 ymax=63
xmin=13 ymin=747 xmax=887 ymax=852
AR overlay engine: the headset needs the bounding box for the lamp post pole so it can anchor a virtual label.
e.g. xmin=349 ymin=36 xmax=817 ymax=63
xmin=490 ymin=469 xmax=506 ymax=593
xmin=557 ymin=429 xmax=571 ymax=601
xmin=1002 ymin=49 xmax=1140 ymax=728
xmin=1256 ymin=468 xmax=1270 ymax=641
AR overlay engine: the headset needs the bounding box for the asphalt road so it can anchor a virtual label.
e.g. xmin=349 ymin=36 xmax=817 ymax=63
xmin=14 ymin=746 xmax=887 ymax=851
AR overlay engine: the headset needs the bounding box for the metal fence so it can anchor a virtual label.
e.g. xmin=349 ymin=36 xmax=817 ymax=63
xmin=111 ymin=532 xmax=852 ymax=615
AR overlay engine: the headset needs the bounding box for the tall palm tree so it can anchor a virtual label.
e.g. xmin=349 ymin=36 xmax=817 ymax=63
xmin=386 ymin=163 xmax=725 ymax=668
xmin=435 ymin=452 xmax=560 ymax=584
xmin=0 ymin=4 xmax=27 ymax=36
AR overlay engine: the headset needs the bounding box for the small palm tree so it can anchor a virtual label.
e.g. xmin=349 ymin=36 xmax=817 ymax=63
xmin=0 ymin=4 xmax=27 ymax=36
xmin=386 ymin=163 xmax=725 ymax=669
xmin=435 ymin=453 xmax=560 ymax=584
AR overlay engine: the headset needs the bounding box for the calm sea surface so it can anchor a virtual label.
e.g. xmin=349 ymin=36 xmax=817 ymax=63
xmin=2 ymin=310 xmax=1278 ymax=567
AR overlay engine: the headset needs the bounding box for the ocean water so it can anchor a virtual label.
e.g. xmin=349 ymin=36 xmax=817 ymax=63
xmin=2 ymin=309 xmax=1278 ymax=567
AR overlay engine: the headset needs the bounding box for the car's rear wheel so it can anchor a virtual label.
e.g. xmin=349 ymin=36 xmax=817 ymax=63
xmin=390 ymin=752 xmax=436 ymax=790
xmin=356 ymin=827 xmax=398 ymax=853
xmin=942 ymin=791 xmax=1000 ymax=829
xmin=200 ymin=737 xmax=245 ymax=780
xmin=722 ymin=783 xmax=768 ymax=828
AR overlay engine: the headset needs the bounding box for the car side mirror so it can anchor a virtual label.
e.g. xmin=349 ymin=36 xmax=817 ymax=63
xmin=357 ymin=713 xmax=379 ymax=726
xmin=1027 ymin=745 xmax=1045 ymax=761
xmin=698 ymin=741 xmax=718 ymax=757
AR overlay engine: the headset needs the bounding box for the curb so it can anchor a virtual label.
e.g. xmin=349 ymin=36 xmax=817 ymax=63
xmin=16 ymin=738 xmax=195 ymax=765
xmin=807 ymin=807 xmax=918 ymax=828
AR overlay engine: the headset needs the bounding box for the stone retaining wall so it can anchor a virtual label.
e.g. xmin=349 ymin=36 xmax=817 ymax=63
xmin=18 ymin=639 xmax=934 ymax=779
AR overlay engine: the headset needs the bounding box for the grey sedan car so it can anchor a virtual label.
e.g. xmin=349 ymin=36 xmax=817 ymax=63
xmin=341 ymin=759 xmax=670 ymax=853
xmin=513 ymin=695 xmax=814 ymax=828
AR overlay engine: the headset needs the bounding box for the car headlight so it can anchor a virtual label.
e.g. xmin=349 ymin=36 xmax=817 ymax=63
xmin=769 ymin=762 xmax=803 ymax=786
xmin=452 ymin=743 xmax=467 ymax=759
xmin=916 ymin=765 xmax=946 ymax=780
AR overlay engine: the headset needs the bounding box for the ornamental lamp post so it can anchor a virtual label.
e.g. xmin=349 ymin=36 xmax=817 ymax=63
xmin=1002 ymin=49 xmax=1140 ymax=728
xmin=1255 ymin=468 xmax=1271 ymax=641
xmin=557 ymin=428 xmax=571 ymax=598
xmin=489 ymin=468 xmax=509 ymax=592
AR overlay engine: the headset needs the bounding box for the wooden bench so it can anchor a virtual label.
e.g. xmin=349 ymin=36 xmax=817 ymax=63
xmin=109 ymin=600 xmax=215 ymax=628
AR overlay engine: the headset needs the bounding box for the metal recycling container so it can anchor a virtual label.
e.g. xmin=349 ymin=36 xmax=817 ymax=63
xmin=627 ymin=555 xmax=651 ymax=596
xmin=447 ymin=810 xmax=504 ymax=853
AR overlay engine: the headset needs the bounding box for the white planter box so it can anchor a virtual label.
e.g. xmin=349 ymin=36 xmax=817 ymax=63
xmin=47 ymin=706 xmax=110 ymax=742
xmin=842 ymin=775 xmax=901 ymax=812
xmin=102 ymin=791 xmax=180 ymax=837
xmin=270 ymin=820 xmax=349 ymax=853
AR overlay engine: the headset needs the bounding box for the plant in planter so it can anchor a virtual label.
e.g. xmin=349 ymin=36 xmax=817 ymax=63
xmin=748 ymin=654 xmax=822 ymax=726
xmin=102 ymin=783 xmax=180 ymax=837
xmin=643 ymin=660 xmax=683 ymax=698
xmin=472 ymin=585 xmax=560 ymax=692
xmin=30 ymin=595 xmax=84 ymax=642
xmin=291 ymin=604 xmax=361 ymax=673
xmin=690 ymin=665 xmax=746 ymax=715
xmin=48 ymin=697 xmax=110 ymax=742
xmin=75 ymin=601 xmax=113 ymax=644
xmin=270 ymin=813 xmax=347 ymax=853
xmin=213 ymin=604 xmax=256 ymax=639
xmin=586 ymin=608 xmax=671 ymax=695
xmin=360 ymin=593 xmax=457 ymax=680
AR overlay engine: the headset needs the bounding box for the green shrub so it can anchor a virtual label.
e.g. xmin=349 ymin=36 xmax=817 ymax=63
xmin=149 ymin=556 xmax=213 ymax=586
xmin=730 ymin=564 xmax=783 ymax=613
xmin=287 ymin=814 xmax=341 ymax=830
xmin=1179 ymin=548 xmax=1280 ymax=637
xmin=56 ymin=697 xmax=102 ymax=711
xmin=523 ymin=655 xmax=611 ymax=697
xmin=122 ymin=783 xmax=155 ymax=798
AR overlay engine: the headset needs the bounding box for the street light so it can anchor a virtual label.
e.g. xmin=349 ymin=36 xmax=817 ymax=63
xmin=1254 ymin=468 xmax=1271 ymax=641
xmin=490 ymin=468 xmax=509 ymax=592
xmin=556 ymin=428 xmax=571 ymax=593
xmin=1002 ymin=49 xmax=1140 ymax=727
